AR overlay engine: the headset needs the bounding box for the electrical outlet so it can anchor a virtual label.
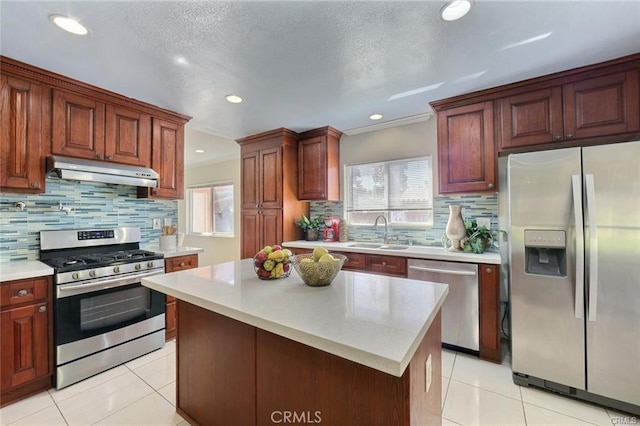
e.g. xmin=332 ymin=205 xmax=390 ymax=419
xmin=164 ymin=218 xmax=172 ymax=226
xmin=152 ymin=218 xmax=161 ymax=229
xmin=425 ymin=354 xmax=432 ymax=393
xmin=476 ymin=217 xmax=491 ymax=229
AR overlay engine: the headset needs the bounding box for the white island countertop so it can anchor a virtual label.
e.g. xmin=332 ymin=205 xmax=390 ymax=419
xmin=283 ymin=240 xmax=502 ymax=264
xmin=143 ymin=258 xmax=448 ymax=377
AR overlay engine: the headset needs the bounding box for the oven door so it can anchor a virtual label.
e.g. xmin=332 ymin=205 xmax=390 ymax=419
xmin=55 ymin=279 xmax=165 ymax=346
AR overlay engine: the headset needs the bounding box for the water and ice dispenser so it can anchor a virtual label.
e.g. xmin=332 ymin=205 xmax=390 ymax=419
xmin=524 ymin=230 xmax=567 ymax=277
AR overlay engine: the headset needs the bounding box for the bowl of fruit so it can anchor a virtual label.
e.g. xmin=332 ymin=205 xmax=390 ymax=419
xmin=290 ymin=247 xmax=347 ymax=287
xmin=253 ymin=245 xmax=292 ymax=280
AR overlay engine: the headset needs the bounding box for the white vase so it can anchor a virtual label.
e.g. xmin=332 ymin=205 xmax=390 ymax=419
xmin=445 ymin=205 xmax=466 ymax=251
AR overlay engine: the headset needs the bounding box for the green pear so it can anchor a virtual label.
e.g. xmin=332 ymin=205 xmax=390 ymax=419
xmin=318 ymin=253 xmax=336 ymax=262
xmin=312 ymin=246 xmax=329 ymax=262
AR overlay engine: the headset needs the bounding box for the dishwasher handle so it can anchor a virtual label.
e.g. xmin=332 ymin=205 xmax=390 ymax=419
xmin=408 ymin=265 xmax=477 ymax=276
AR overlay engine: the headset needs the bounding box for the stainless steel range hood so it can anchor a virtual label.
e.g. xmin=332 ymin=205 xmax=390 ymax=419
xmin=47 ymin=156 xmax=159 ymax=188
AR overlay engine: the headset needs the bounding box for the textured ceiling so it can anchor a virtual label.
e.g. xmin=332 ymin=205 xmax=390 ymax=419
xmin=1 ymin=1 xmax=639 ymax=165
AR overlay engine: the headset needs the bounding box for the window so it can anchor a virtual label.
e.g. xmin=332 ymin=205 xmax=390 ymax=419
xmin=187 ymin=183 xmax=234 ymax=236
xmin=345 ymin=157 xmax=433 ymax=227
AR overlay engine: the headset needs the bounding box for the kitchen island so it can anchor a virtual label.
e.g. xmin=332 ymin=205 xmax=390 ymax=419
xmin=142 ymin=258 xmax=448 ymax=426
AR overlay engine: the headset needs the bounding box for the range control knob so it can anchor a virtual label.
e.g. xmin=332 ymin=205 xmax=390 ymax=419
xmin=72 ymin=272 xmax=80 ymax=280
xmin=89 ymin=270 xmax=96 ymax=277
xmin=113 ymin=266 xmax=120 ymax=273
xmin=135 ymin=264 xmax=142 ymax=271
xmin=147 ymin=261 xmax=154 ymax=268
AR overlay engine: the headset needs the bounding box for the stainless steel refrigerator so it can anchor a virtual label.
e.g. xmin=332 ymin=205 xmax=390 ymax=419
xmin=504 ymin=141 xmax=640 ymax=414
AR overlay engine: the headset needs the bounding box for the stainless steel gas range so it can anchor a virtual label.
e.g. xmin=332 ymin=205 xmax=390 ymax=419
xmin=39 ymin=227 xmax=166 ymax=389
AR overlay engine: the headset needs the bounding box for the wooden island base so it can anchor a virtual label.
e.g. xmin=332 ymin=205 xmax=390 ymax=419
xmin=176 ymin=301 xmax=442 ymax=426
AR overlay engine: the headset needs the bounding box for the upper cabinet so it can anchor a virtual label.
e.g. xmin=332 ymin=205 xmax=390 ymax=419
xmin=297 ymin=126 xmax=342 ymax=201
xmin=0 ymin=56 xmax=191 ymax=197
xmin=0 ymin=74 xmax=45 ymax=193
xmin=431 ymin=53 xmax=640 ymax=194
xmin=498 ymin=70 xmax=639 ymax=150
xmin=436 ymin=101 xmax=496 ymax=194
xmin=137 ymin=118 xmax=184 ymax=199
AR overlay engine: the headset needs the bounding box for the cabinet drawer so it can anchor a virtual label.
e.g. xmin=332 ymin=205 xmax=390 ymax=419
xmin=332 ymin=251 xmax=365 ymax=271
xmin=1 ymin=277 xmax=49 ymax=308
xmin=365 ymin=255 xmax=407 ymax=277
xmin=166 ymin=255 xmax=198 ymax=273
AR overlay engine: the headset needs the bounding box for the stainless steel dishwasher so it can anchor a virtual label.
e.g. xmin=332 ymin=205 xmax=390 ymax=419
xmin=407 ymin=259 xmax=479 ymax=352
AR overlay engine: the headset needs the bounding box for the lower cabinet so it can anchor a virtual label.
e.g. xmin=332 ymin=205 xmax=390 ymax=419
xmin=479 ymin=264 xmax=501 ymax=362
xmin=164 ymin=254 xmax=199 ymax=340
xmin=0 ymin=276 xmax=53 ymax=407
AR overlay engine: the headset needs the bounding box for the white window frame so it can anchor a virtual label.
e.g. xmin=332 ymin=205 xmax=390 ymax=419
xmin=344 ymin=156 xmax=433 ymax=228
xmin=186 ymin=181 xmax=234 ymax=237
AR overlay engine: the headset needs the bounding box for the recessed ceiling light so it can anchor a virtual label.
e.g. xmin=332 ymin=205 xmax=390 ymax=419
xmin=369 ymin=114 xmax=383 ymax=121
xmin=440 ymin=0 xmax=473 ymax=22
xmin=174 ymin=56 xmax=189 ymax=66
xmin=195 ymin=149 xmax=205 ymax=153
xmin=50 ymin=14 xmax=88 ymax=35
xmin=225 ymin=95 xmax=243 ymax=104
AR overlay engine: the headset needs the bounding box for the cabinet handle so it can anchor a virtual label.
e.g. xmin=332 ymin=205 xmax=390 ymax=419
xmin=486 ymin=267 xmax=493 ymax=274
xmin=381 ymin=261 xmax=387 ymax=266
xmin=30 ymin=182 xmax=40 ymax=188
xmin=566 ymin=133 xmax=574 ymax=139
xmin=256 ymin=204 xmax=260 ymax=209
xmin=152 ymin=190 xmax=158 ymax=195
xmin=106 ymin=155 xmax=113 ymax=160
xmin=179 ymin=262 xmax=186 ymax=267
xmin=488 ymin=183 xmax=494 ymax=189
xmin=17 ymin=289 xmax=28 ymax=297
xmin=554 ymin=135 xmax=563 ymax=141
xmin=96 ymin=154 xmax=104 ymax=160
xmin=38 ymin=305 xmax=46 ymax=313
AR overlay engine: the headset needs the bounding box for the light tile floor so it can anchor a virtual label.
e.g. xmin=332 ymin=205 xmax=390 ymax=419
xmin=1 ymin=341 xmax=636 ymax=425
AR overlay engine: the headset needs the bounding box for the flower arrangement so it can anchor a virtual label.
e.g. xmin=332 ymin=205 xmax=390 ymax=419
xmin=463 ymin=219 xmax=495 ymax=254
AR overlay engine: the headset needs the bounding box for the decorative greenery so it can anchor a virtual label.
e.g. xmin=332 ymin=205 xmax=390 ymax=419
xmin=463 ymin=219 xmax=495 ymax=254
xmin=294 ymin=214 xmax=324 ymax=231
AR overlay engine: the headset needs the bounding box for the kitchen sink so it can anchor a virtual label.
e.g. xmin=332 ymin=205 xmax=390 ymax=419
xmin=347 ymin=243 xmax=383 ymax=249
xmin=380 ymin=245 xmax=409 ymax=250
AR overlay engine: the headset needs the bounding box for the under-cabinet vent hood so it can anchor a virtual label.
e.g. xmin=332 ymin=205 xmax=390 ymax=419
xmin=46 ymin=156 xmax=159 ymax=188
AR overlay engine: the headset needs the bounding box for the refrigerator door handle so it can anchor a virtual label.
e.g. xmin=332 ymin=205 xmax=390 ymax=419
xmin=572 ymin=174 xmax=585 ymax=320
xmin=585 ymin=174 xmax=598 ymax=322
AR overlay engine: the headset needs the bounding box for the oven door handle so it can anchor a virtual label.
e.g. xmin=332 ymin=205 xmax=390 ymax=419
xmin=57 ymin=270 xmax=164 ymax=298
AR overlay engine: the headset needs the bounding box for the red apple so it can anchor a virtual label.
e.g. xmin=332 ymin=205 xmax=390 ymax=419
xmin=272 ymin=244 xmax=282 ymax=251
xmin=255 ymin=251 xmax=268 ymax=264
xmin=258 ymin=268 xmax=271 ymax=279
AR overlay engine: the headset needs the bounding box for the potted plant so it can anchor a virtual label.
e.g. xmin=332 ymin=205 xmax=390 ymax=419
xmin=463 ymin=219 xmax=495 ymax=254
xmin=294 ymin=214 xmax=323 ymax=241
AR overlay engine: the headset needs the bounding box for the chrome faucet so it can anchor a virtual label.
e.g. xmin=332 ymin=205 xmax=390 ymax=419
xmin=373 ymin=215 xmax=391 ymax=243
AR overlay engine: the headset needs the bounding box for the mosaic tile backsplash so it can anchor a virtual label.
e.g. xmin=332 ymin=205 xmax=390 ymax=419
xmin=310 ymin=194 xmax=498 ymax=247
xmin=0 ymin=178 xmax=177 ymax=262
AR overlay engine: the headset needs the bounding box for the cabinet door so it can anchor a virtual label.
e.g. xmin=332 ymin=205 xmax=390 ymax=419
xmin=146 ymin=118 xmax=184 ymax=199
xmin=259 ymin=147 xmax=282 ymax=209
xmin=104 ymin=105 xmax=151 ymax=167
xmin=241 ymin=151 xmax=260 ymax=209
xmin=297 ymin=135 xmax=328 ymax=200
xmin=166 ymin=254 xmax=199 ymax=272
xmin=365 ymin=255 xmax=407 ymax=277
xmin=498 ymin=87 xmax=563 ymax=150
xmin=165 ymin=300 xmax=177 ymax=340
xmin=478 ymin=264 xmax=501 ymax=363
xmin=52 ymin=89 xmax=105 ymax=160
xmin=564 ymin=70 xmax=640 ymax=140
xmin=438 ymin=101 xmax=496 ymax=193
xmin=260 ymin=208 xmax=283 ymax=249
xmin=0 ymin=302 xmax=49 ymax=389
xmin=241 ymin=209 xmax=261 ymax=259
xmin=0 ymin=74 xmax=44 ymax=192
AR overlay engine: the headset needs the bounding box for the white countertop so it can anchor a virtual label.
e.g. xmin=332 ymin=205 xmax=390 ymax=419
xmin=142 ymin=258 xmax=448 ymax=377
xmin=0 ymin=261 xmax=54 ymax=282
xmin=282 ymin=240 xmax=502 ymax=264
xmin=143 ymin=246 xmax=204 ymax=258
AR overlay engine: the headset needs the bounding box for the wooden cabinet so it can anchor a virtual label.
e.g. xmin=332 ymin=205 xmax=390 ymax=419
xmin=297 ymin=126 xmax=342 ymax=201
xmin=138 ymin=118 xmax=184 ymax=199
xmin=105 ymin=105 xmax=151 ymax=166
xmin=365 ymin=254 xmax=407 ymax=277
xmin=499 ymin=70 xmax=639 ymax=150
xmin=237 ymin=128 xmax=307 ymax=259
xmin=164 ymin=254 xmax=199 ymax=340
xmin=1 ymin=276 xmax=53 ymax=407
xmin=436 ymin=101 xmax=497 ymax=194
xmin=52 ymin=89 xmax=106 ymax=161
xmin=0 ymin=74 xmax=45 ymax=193
xmin=478 ymin=264 xmax=501 ymax=363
